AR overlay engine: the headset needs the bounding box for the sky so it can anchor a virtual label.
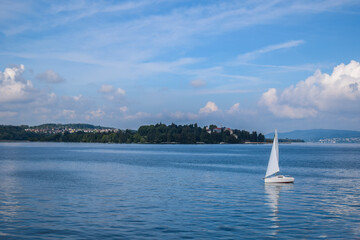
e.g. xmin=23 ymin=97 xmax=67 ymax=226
xmin=1 ymin=0 xmax=360 ymax=133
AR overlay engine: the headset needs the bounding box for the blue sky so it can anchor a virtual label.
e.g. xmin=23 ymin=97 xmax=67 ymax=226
xmin=1 ymin=0 xmax=360 ymax=133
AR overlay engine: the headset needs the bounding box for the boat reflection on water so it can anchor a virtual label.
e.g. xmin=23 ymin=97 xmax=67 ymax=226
xmin=264 ymin=183 xmax=294 ymax=236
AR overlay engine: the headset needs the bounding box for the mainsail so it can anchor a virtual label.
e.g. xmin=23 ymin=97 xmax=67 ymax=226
xmin=265 ymin=129 xmax=280 ymax=178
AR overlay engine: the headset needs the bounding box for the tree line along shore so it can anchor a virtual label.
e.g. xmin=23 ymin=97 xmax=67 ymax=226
xmin=0 ymin=123 xmax=303 ymax=144
xmin=0 ymin=123 xmax=270 ymax=144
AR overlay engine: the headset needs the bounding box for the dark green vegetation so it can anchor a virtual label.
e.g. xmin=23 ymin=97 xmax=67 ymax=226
xmin=0 ymin=123 xmax=265 ymax=144
xmin=136 ymin=124 xmax=264 ymax=144
xmin=0 ymin=125 xmax=39 ymax=141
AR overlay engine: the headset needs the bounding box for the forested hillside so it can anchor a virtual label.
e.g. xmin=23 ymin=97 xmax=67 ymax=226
xmin=0 ymin=123 xmax=265 ymax=144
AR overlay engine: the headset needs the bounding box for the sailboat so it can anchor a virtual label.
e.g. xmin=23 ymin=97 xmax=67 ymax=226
xmin=264 ymin=129 xmax=294 ymax=183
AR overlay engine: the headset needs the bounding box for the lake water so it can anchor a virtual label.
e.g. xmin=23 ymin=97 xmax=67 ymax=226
xmin=0 ymin=142 xmax=359 ymax=239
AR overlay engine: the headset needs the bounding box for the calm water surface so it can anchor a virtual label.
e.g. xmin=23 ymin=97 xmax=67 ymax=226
xmin=0 ymin=142 xmax=359 ymax=239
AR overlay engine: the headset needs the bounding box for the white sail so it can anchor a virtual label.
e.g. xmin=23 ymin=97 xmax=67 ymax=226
xmin=265 ymin=129 xmax=280 ymax=178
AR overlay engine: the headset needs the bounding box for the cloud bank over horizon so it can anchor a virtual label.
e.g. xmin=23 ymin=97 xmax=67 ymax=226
xmin=1 ymin=60 xmax=360 ymax=131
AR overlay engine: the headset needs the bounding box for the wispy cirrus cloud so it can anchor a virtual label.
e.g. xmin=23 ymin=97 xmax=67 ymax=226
xmin=197 ymin=89 xmax=254 ymax=95
xmin=0 ymin=1 xmax=351 ymax=57
xmin=0 ymin=52 xmax=204 ymax=83
xmin=235 ymin=62 xmax=330 ymax=73
xmin=237 ymin=40 xmax=305 ymax=63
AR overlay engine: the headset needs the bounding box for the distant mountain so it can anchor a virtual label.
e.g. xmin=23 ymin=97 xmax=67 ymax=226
xmin=31 ymin=123 xmax=115 ymax=130
xmin=265 ymin=129 xmax=360 ymax=142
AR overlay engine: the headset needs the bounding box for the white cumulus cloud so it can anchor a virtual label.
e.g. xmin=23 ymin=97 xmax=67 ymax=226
xmin=89 ymin=109 xmax=105 ymax=118
xmin=73 ymin=94 xmax=82 ymax=101
xmin=62 ymin=109 xmax=76 ymax=119
xmin=0 ymin=64 xmax=34 ymax=103
xmin=36 ymin=69 xmax=65 ymax=83
xmin=98 ymin=84 xmax=126 ymax=101
xmin=99 ymin=84 xmax=114 ymax=93
xmin=260 ymin=60 xmax=360 ymax=118
xmin=116 ymin=88 xmax=126 ymax=95
xmin=119 ymin=106 xmax=128 ymax=112
xmin=190 ymin=79 xmax=206 ymax=88
xmin=228 ymin=103 xmax=240 ymax=113
xmin=199 ymin=101 xmax=218 ymax=113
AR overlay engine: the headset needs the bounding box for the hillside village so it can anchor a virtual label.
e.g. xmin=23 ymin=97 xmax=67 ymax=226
xmin=318 ymin=137 xmax=360 ymax=143
xmin=25 ymin=126 xmax=118 ymax=134
xmin=24 ymin=124 xmax=240 ymax=140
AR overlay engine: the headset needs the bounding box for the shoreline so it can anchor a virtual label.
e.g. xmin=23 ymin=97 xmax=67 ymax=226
xmin=0 ymin=140 xmax=301 ymax=145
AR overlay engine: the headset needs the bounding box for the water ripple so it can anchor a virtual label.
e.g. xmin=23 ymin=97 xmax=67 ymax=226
xmin=0 ymin=143 xmax=359 ymax=239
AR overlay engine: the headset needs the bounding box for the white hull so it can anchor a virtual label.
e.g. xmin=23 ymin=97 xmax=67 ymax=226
xmin=265 ymin=175 xmax=294 ymax=183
